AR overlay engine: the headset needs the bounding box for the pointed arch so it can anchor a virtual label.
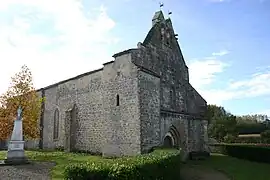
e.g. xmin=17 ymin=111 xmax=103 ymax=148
xmin=53 ymin=109 xmax=60 ymax=140
xmin=163 ymin=125 xmax=181 ymax=149
xmin=170 ymin=125 xmax=181 ymax=147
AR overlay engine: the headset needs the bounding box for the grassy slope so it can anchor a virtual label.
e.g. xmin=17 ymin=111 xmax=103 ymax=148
xmin=195 ymin=153 xmax=270 ymax=180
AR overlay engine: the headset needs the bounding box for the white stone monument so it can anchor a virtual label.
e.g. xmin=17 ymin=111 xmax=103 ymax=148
xmin=4 ymin=106 xmax=28 ymax=164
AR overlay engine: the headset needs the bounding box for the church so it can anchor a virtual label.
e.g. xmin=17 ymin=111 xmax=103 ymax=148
xmin=36 ymin=10 xmax=209 ymax=157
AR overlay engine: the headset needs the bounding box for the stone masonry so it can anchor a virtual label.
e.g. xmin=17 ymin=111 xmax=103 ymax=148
xmin=36 ymin=10 xmax=208 ymax=157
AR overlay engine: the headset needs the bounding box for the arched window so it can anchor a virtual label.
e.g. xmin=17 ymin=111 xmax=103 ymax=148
xmin=116 ymin=94 xmax=120 ymax=106
xmin=53 ymin=109 xmax=59 ymax=140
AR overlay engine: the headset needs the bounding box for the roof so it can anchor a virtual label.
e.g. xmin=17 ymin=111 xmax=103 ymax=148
xmin=152 ymin=11 xmax=165 ymax=22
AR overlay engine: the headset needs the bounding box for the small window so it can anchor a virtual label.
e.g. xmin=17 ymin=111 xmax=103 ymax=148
xmin=170 ymin=87 xmax=176 ymax=107
xmin=170 ymin=90 xmax=173 ymax=103
xmin=116 ymin=94 xmax=120 ymax=106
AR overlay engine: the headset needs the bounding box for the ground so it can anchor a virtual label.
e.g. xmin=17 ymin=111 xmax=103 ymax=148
xmin=180 ymin=164 xmax=229 ymax=180
xmin=181 ymin=153 xmax=270 ymax=180
xmin=0 ymin=151 xmax=107 ymax=180
xmin=0 ymin=161 xmax=55 ymax=180
xmin=0 ymin=151 xmax=269 ymax=180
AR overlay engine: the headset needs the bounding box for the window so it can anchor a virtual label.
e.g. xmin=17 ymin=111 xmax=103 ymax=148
xmin=53 ymin=109 xmax=59 ymax=140
xmin=166 ymin=39 xmax=170 ymax=46
xmin=166 ymin=33 xmax=170 ymax=46
xmin=170 ymin=87 xmax=176 ymax=107
xmin=170 ymin=90 xmax=173 ymax=103
xmin=116 ymin=94 xmax=120 ymax=106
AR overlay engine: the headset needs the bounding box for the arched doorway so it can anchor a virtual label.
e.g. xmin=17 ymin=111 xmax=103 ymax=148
xmin=163 ymin=135 xmax=173 ymax=148
xmin=162 ymin=125 xmax=182 ymax=149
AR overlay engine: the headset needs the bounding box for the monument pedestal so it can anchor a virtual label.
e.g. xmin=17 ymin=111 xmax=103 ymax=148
xmin=3 ymin=106 xmax=29 ymax=165
xmin=4 ymin=140 xmax=29 ymax=165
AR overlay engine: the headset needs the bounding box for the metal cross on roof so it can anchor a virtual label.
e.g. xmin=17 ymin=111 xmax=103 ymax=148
xmin=159 ymin=2 xmax=164 ymax=9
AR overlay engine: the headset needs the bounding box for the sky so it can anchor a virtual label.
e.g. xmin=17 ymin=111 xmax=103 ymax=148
xmin=0 ymin=0 xmax=269 ymax=117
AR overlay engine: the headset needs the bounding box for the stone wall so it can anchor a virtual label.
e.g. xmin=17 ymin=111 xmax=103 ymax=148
xmin=41 ymin=52 xmax=141 ymax=156
xmin=130 ymin=13 xmax=207 ymax=153
xmin=42 ymin=70 xmax=105 ymax=153
xmin=102 ymin=53 xmax=141 ymax=157
xmin=138 ymin=70 xmax=160 ymax=153
xmin=160 ymin=112 xmax=189 ymax=150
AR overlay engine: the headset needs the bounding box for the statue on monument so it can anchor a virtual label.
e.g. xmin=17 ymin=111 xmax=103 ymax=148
xmin=4 ymin=105 xmax=29 ymax=165
xmin=17 ymin=106 xmax=22 ymax=119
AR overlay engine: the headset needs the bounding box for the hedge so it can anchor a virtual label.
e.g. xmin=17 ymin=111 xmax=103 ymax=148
xmin=214 ymin=144 xmax=270 ymax=164
xmin=64 ymin=149 xmax=181 ymax=180
xmin=234 ymin=136 xmax=262 ymax=144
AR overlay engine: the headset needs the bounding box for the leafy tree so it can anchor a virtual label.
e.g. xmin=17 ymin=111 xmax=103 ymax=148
xmin=261 ymin=130 xmax=270 ymax=143
xmin=205 ymin=104 xmax=227 ymax=124
xmin=206 ymin=105 xmax=237 ymax=142
xmin=206 ymin=104 xmax=270 ymax=143
xmin=0 ymin=65 xmax=43 ymax=140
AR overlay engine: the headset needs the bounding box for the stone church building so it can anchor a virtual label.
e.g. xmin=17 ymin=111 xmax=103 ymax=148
xmin=36 ymin=10 xmax=208 ymax=157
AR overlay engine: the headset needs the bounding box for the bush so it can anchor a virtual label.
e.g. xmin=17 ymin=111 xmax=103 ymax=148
xmin=261 ymin=130 xmax=270 ymax=143
xmin=234 ymin=136 xmax=262 ymax=144
xmin=224 ymin=134 xmax=236 ymax=143
xmin=64 ymin=149 xmax=181 ymax=180
xmin=217 ymin=144 xmax=270 ymax=164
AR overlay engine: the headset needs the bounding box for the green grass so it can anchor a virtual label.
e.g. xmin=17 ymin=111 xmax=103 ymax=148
xmin=0 ymin=149 xmax=178 ymax=179
xmin=193 ymin=153 xmax=270 ymax=180
xmin=0 ymin=150 xmax=111 ymax=180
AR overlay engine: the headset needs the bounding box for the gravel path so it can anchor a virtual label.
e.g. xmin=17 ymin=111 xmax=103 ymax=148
xmin=180 ymin=164 xmax=230 ymax=180
xmin=0 ymin=161 xmax=55 ymax=180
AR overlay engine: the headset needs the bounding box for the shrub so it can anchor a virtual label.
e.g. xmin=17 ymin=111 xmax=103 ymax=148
xmin=224 ymin=134 xmax=236 ymax=143
xmin=234 ymin=136 xmax=262 ymax=144
xmin=261 ymin=130 xmax=270 ymax=143
xmin=217 ymin=144 xmax=270 ymax=163
xmin=64 ymin=149 xmax=181 ymax=180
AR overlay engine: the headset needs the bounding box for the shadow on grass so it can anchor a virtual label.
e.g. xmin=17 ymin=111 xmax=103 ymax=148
xmin=189 ymin=153 xmax=270 ymax=180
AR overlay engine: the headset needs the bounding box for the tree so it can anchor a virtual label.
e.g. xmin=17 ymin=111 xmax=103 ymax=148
xmin=261 ymin=130 xmax=270 ymax=143
xmin=0 ymin=65 xmax=43 ymax=140
xmin=206 ymin=105 xmax=237 ymax=142
xmin=205 ymin=104 xmax=227 ymax=124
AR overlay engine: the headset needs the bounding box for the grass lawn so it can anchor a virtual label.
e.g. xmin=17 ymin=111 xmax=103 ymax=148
xmin=0 ymin=150 xmax=111 ymax=180
xmin=192 ymin=153 xmax=270 ymax=180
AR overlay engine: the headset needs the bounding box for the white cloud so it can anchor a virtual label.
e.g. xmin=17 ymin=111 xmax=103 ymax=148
xmin=188 ymin=52 xmax=270 ymax=106
xmin=188 ymin=54 xmax=230 ymax=105
xmin=212 ymin=49 xmax=230 ymax=56
xmin=188 ymin=57 xmax=229 ymax=88
xmin=228 ymin=72 xmax=270 ymax=97
xmin=0 ymin=0 xmax=118 ymax=95
xmin=191 ymin=70 xmax=270 ymax=105
xmin=209 ymin=0 xmax=230 ymax=3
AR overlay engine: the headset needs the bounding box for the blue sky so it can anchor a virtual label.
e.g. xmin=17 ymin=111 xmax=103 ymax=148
xmin=0 ymin=0 xmax=269 ymax=116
